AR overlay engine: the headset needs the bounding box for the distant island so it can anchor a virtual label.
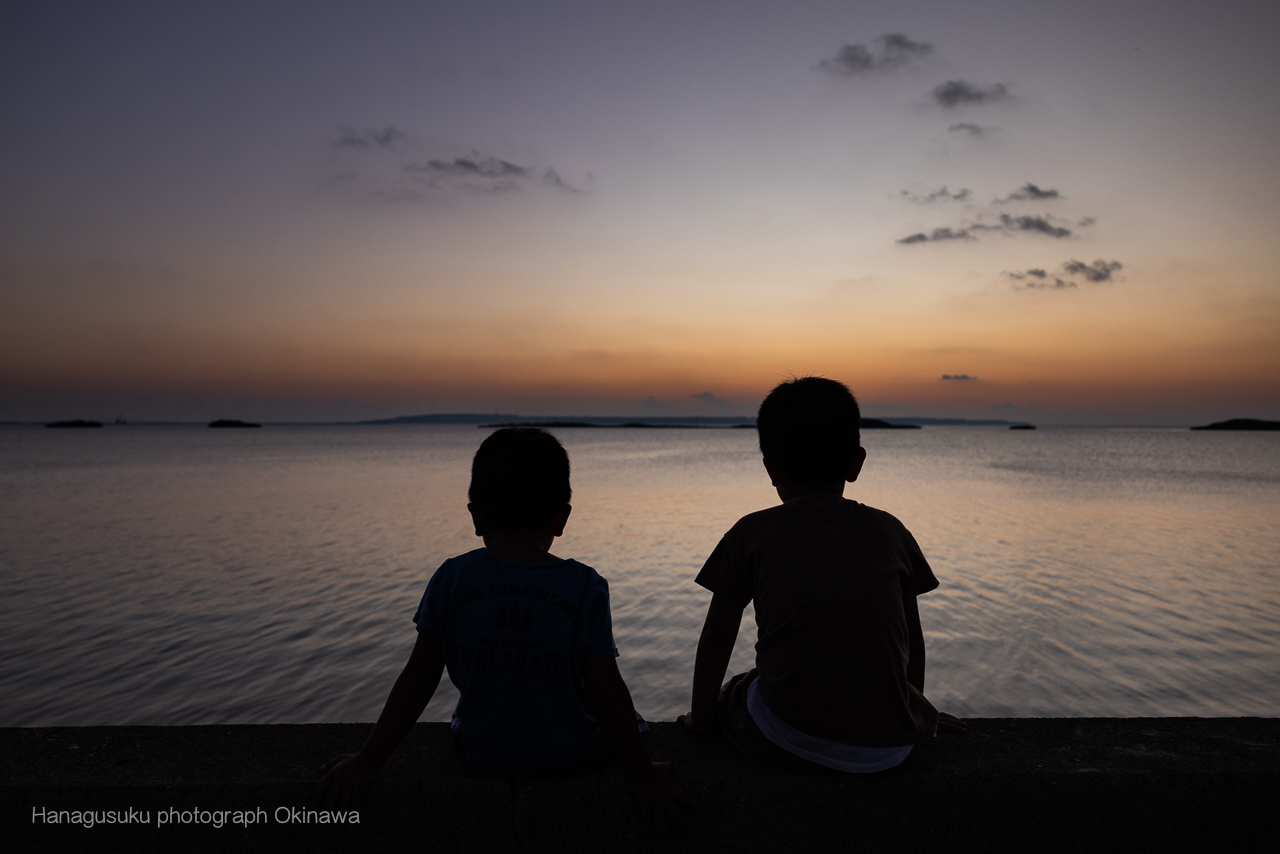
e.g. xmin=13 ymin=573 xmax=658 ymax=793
xmin=46 ymin=419 xmax=103 ymax=428
xmin=478 ymin=418 xmax=920 ymax=430
xmin=1009 ymin=424 xmax=1036 ymax=430
xmin=861 ymin=419 xmax=920 ymax=429
xmin=208 ymin=419 xmax=261 ymax=428
xmin=1190 ymin=418 xmax=1280 ymax=431
xmin=361 ymin=413 xmax=1025 ymax=429
xmin=481 ymin=421 xmax=744 ymax=429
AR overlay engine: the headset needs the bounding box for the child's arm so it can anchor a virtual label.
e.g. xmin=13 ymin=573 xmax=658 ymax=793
xmin=905 ymin=593 xmax=926 ymax=693
xmin=679 ymin=590 xmax=745 ymax=736
xmin=314 ymin=634 xmax=445 ymax=808
xmin=905 ymin=593 xmax=967 ymax=734
xmin=582 ymin=656 xmax=701 ymax=839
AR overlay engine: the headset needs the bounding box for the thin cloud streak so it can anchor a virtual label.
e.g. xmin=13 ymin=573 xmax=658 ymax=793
xmin=999 ymin=183 xmax=1061 ymax=202
xmin=901 ymin=186 xmax=971 ymax=204
xmin=334 ymin=126 xmax=408 ymax=149
xmin=932 ymin=79 xmax=1010 ymax=107
xmin=1007 ymin=259 xmax=1124 ymax=288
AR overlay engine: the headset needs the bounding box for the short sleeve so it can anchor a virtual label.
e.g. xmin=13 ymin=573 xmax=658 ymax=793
xmin=902 ymin=529 xmax=939 ymax=596
xmin=582 ymin=575 xmax=618 ymax=658
xmin=694 ymin=526 xmax=754 ymax=606
xmin=412 ymin=562 xmax=451 ymax=640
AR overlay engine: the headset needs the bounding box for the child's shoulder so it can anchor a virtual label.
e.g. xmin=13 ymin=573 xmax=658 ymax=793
xmin=731 ymin=496 xmax=912 ymax=540
xmin=435 ymin=548 xmax=604 ymax=584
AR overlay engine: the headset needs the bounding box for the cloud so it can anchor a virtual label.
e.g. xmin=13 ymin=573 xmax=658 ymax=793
xmin=901 ymin=186 xmax=971 ymax=204
xmin=1000 ymin=183 xmax=1061 ymax=202
xmin=690 ymin=391 xmax=735 ymax=412
xmin=902 ymin=212 xmax=1076 ymax=245
xmin=940 ymin=374 xmax=977 ymax=381
xmin=1007 ymin=269 xmax=1074 ymax=289
xmin=1007 ymin=258 xmax=1123 ymax=289
xmin=395 ymin=150 xmax=582 ymax=196
xmin=327 ymin=130 xmax=584 ymax=200
xmin=978 ymin=214 xmax=1072 ymax=238
xmin=1078 ymin=217 xmax=1096 ymax=227
xmin=948 ymin=123 xmax=991 ymax=136
xmin=1062 ymin=259 xmax=1123 ymax=282
xmin=817 ymin=33 xmax=932 ymax=75
xmin=897 ymin=227 xmax=973 ymax=244
xmin=541 ymin=168 xmax=582 ymax=193
xmin=334 ymin=126 xmax=408 ymax=149
xmin=409 ymin=153 xmax=529 ymax=178
xmin=932 ymin=79 xmax=1010 ymax=107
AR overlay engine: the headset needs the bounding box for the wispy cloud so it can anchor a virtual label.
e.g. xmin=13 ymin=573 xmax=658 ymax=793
xmin=940 ymin=374 xmax=977 ymax=381
xmin=1062 ymin=259 xmax=1123 ymax=282
xmin=408 ymin=154 xmax=529 ymax=178
xmin=330 ymin=137 xmax=583 ymax=200
xmin=999 ymin=183 xmax=1061 ymax=202
xmin=948 ymin=122 xmax=992 ymax=137
xmin=1007 ymin=269 xmax=1074 ymax=289
xmin=901 ymin=186 xmax=971 ymax=204
xmin=541 ymin=168 xmax=583 ymax=193
xmin=898 ymin=227 xmax=973 ymax=244
xmin=334 ymin=126 xmax=408 ymax=149
xmin=981 ymin=214 xmax=1072 ymax=238
xmin=1007 ymin=259 xmax=1123 ymax=289
xmin=817 ymin=33 xmax=932 ymax=75
xmin=899 ymin=214 xmax=1072 ymax=244
xmin=932 ymin=79 xmax=1010 ymax=107
xmin=404 ymin=153 xmax=582 ymax=194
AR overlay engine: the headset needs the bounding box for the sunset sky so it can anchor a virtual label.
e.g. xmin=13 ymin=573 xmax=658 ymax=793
xmin=3 ymin=0 xmax=1278 ymax=424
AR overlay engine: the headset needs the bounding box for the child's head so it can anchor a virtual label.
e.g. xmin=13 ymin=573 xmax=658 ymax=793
xmin=756 ymin=376 xmax=862 ymax=487
xmin=468 ymin=427 xmax=572 ymax=531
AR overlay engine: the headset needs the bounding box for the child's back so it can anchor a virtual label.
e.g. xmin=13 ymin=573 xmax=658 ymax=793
xmin=696 ymin=493 xmax=938 ymax=748
xmin=682 ymin=377 xmax=963 ymax=769
xmin=415 ymin=546 xmax=617 ymax=774
xmin=317 ymin=427 xmax=697 ymax=834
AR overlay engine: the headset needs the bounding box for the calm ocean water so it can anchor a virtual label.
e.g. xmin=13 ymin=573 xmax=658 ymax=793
xmin=1 ymin=424 xmax=1277 ymax=726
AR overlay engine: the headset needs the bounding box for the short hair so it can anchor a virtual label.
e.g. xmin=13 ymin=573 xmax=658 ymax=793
xmin=756 ymin=376 xmax=861 ymax=486
xmin=469 ymin=427 xmax=572 ymax=529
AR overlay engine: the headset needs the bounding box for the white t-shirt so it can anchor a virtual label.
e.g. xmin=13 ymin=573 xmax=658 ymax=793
xmin=747 ymin=678 xmax=913 ymax=772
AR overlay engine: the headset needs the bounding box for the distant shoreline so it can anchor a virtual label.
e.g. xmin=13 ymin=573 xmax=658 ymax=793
xmin=5 ymin=415 xmax=1275 ymax=429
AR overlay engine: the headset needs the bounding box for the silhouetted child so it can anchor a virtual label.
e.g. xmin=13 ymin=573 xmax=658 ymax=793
xmin=680 ymin=377 xmax=965 ymax=770
xmin=317 ymin=427 xmax=696 ymax=834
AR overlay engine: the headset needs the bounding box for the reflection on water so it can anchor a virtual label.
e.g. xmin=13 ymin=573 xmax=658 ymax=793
xmin=0 ymin=424 xmax=1277 ymax=725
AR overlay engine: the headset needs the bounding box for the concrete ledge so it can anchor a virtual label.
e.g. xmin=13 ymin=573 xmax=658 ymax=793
xmin=6 ymin=719 xmax=1278 ymax=852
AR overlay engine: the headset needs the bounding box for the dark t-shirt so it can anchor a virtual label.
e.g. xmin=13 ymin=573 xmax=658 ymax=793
xmin=414 ymin=548 xmax=618 ymax=775
xmin=695 ymin=494 xmax=939 ymax=747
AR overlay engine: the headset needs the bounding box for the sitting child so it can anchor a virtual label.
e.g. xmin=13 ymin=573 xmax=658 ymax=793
xmin=680 ymin=377 xmax=965 ymax=770
xmin=316 ymin=427 xmax=696 ymax=833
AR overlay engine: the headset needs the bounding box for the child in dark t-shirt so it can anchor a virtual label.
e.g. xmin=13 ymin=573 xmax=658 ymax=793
xmin=680 ymin=377 xmax=966 ymax=770
xmin=316 ymin=428 xmax=696 ymax=833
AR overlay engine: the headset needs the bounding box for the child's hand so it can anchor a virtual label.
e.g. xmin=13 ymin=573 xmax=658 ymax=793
xmin=677 ymin=711 xmax=716 ymax=736
xmin=313 ymin=752 xmax=380 ymax=809
xmin=937 ymin=712 xmax=968 ymax=734
xmin=628 ymin=761 xmax=702 ymax=842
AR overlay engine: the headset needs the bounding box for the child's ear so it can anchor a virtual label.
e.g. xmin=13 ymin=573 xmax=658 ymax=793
xmin=550 ymin=504 xmax=572 ymax=538
xmin=846 ymin=447 xmax=868 ymax=483
xmin=762 ymin=455 xmax=783 ymax=487
xmin=467 ymin=503 xmax=486 ymax=537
